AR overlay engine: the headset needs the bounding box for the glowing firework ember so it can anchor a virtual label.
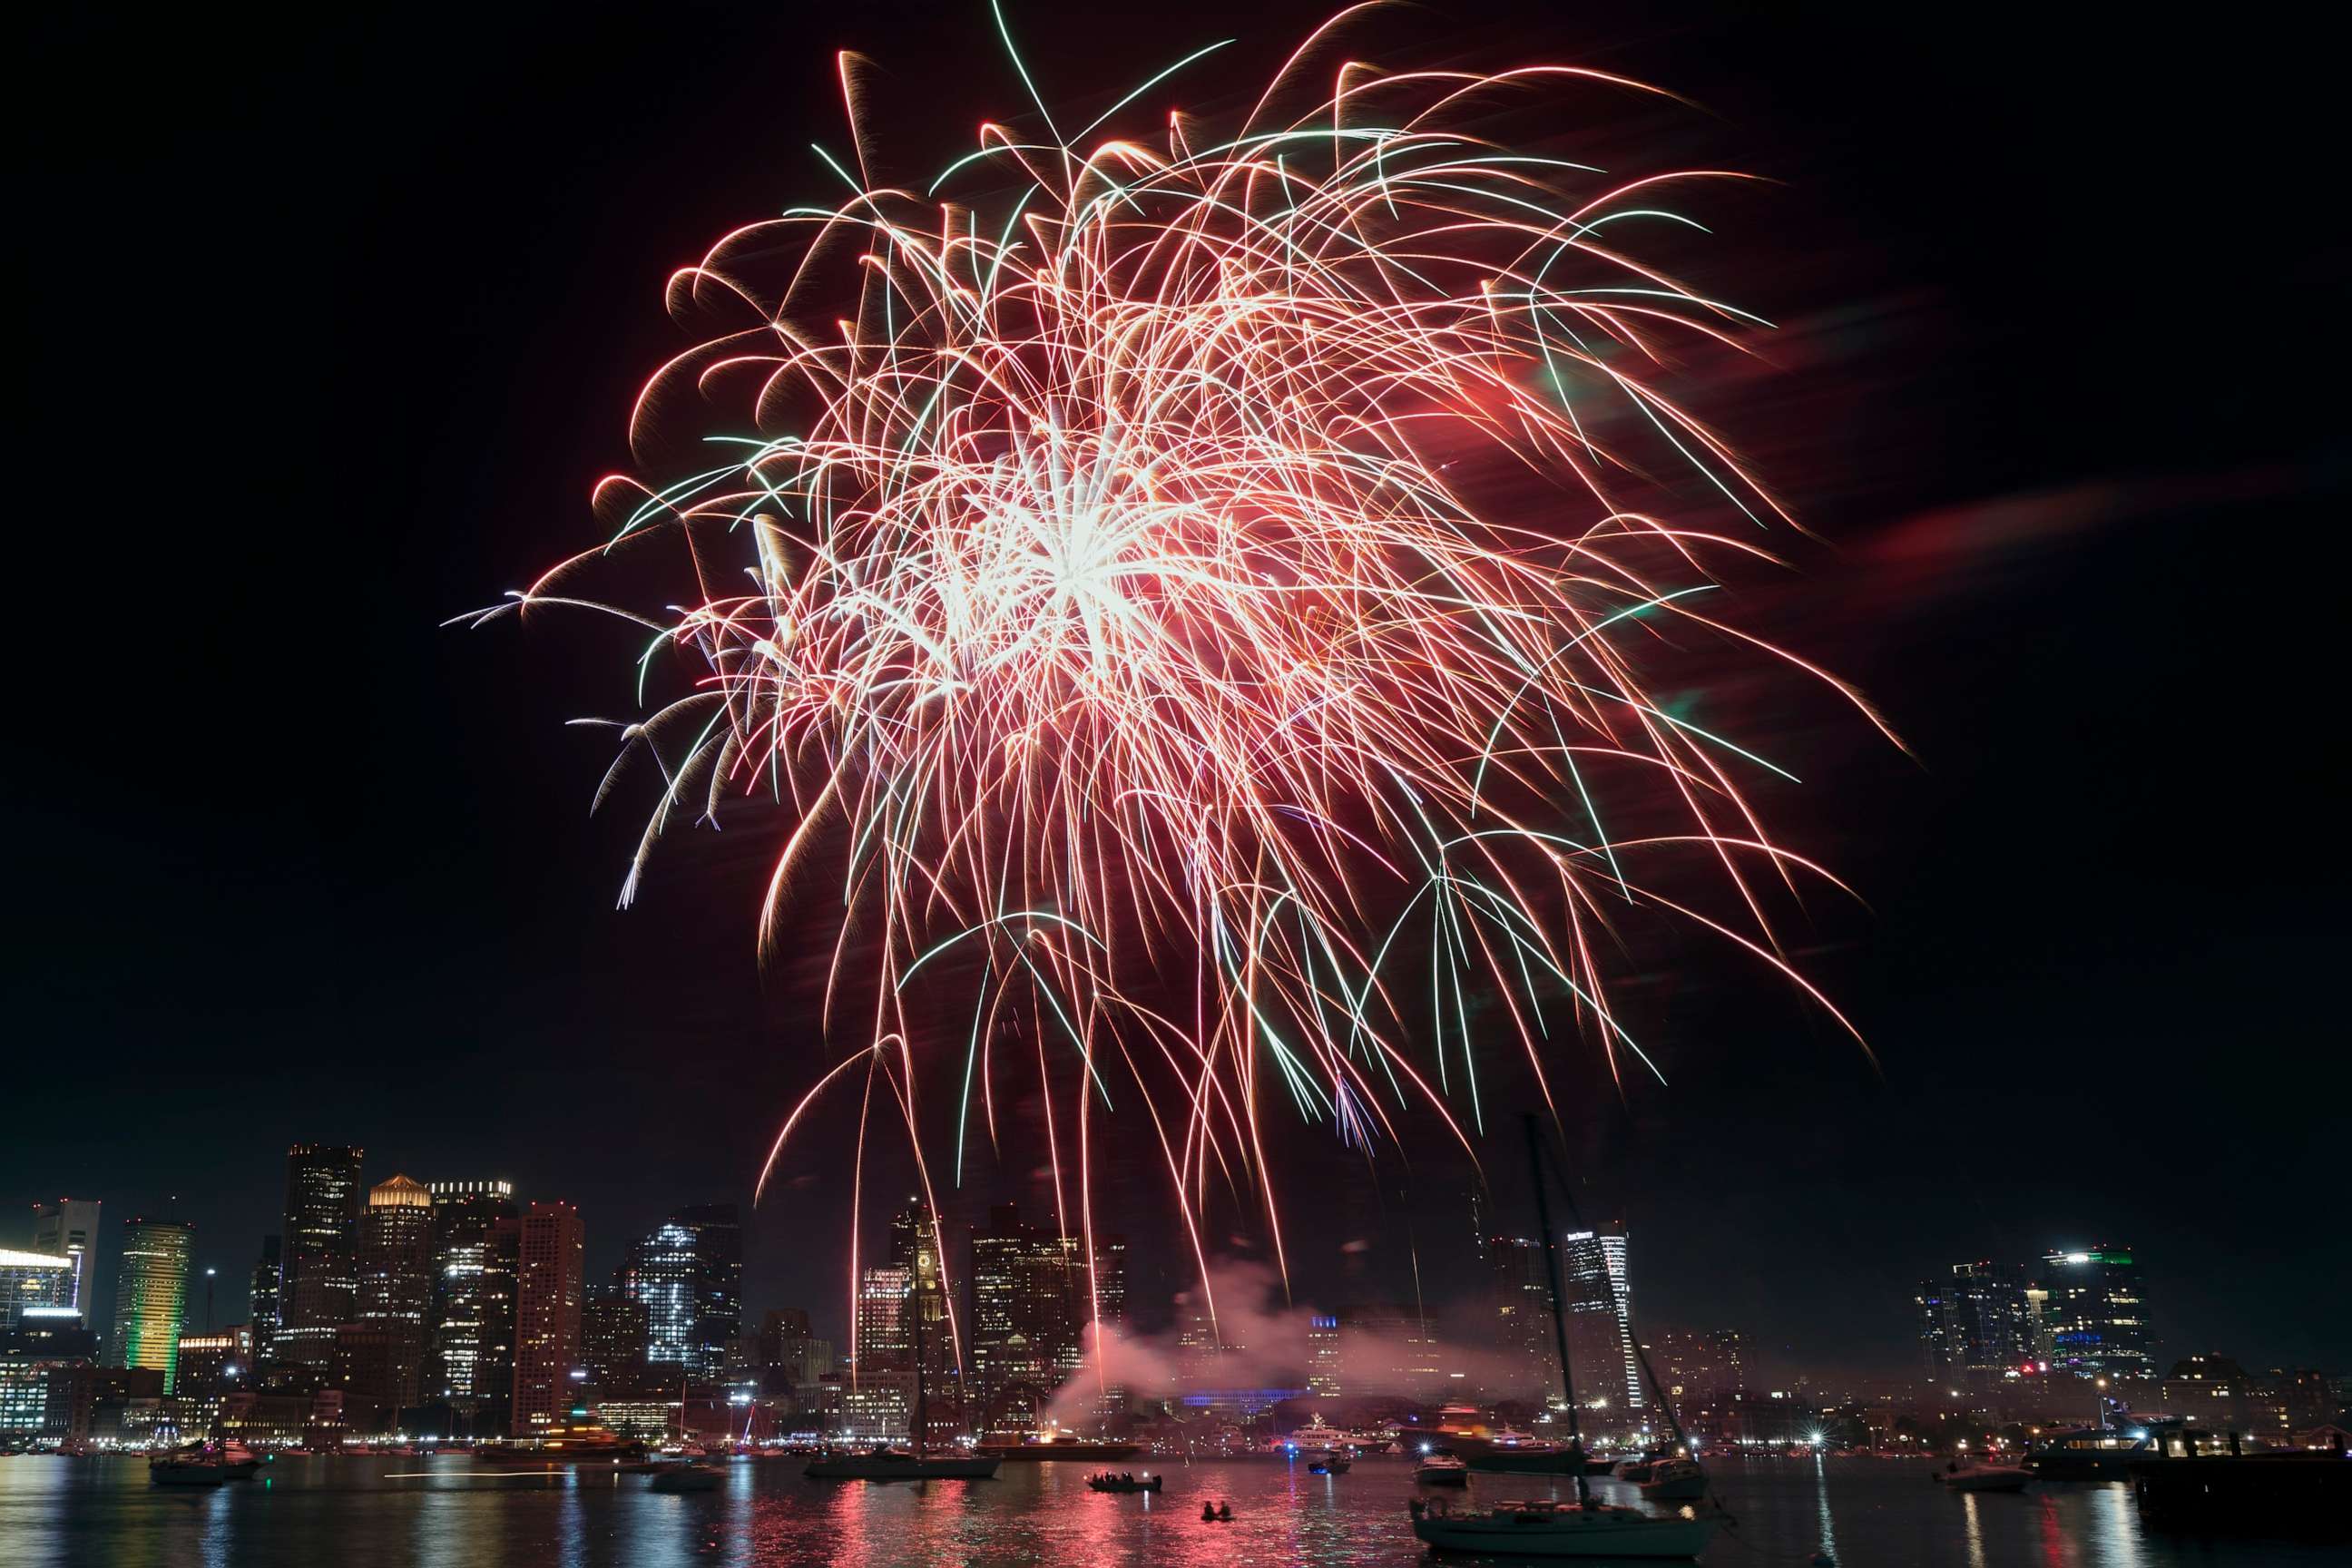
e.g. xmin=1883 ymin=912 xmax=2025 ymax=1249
xmin=464 ymin=5 xmax=1891 ymax=1354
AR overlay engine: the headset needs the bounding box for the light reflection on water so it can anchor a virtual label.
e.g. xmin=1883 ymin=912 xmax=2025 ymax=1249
xmin=2 ymin=1452 xmax=2337 ymax=1568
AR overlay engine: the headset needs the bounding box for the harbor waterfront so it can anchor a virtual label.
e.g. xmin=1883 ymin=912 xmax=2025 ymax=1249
xmin=3 ymin=1451 xmax=2340 ymax=1568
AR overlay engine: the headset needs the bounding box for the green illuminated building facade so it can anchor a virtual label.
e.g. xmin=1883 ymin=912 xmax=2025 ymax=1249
xmin=109 ymin=1218 xmax=194 ymax=1393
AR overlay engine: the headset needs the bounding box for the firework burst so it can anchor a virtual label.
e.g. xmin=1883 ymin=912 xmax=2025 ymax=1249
xmin=463 ymin=4 xmax=1891 ymax=1361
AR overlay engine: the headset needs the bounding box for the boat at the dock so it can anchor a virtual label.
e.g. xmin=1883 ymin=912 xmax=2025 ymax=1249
xmin=1410 ymin=1496 xmax=1720 ymax=1560
xmin=1641 ymin=1457 xmax=1711 ymax=1501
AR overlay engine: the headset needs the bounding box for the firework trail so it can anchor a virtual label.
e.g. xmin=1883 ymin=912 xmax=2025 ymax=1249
xmin=462 ymin=4 xmax=1891 ymax=1367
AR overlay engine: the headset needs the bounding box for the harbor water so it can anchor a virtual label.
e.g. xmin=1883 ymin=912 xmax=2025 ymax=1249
xmin=1 ymin=1449 xmax=2337 ymax=1567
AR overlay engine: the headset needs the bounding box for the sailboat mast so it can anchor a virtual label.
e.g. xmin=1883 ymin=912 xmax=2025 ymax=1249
xmin=1524 ymin=1115 xmax=1581 ymax=1437
xmin=911 ymin=1265 xmax=927 ymax=1456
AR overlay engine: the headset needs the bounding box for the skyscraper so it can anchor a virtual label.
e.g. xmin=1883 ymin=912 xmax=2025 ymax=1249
xmin=619 ymin=1220 xmax=696 ymax=1371
xmin=968 ymin=1203 xmax=1088 ymax=1420
xmin=353 ymin=1174 xmax=435 ymax=1411
xmin=30 ymin=1199 xmax=101 ymax=1322
xmin=1559 ymin=1229 xmax=1643 ymax=1430
xmin=846 ymin=1263 xmax=913 ymax=1442
xmin=888 ymin=1200 xmax=956 ymax=1440
xmin=278 ymin=1144 xmax=364 ymax=1368
xmin=1306 ymin=1314 xmax=1343 ymax=1397
xmin=1918 ymin=1261 xmax=2038 ymax=1387
xmin=108 ymin=1218 xmax=193 ymax=1393
xmin=511 ymin=1201 xmax=583 ymax=1431
xmin=581 ymin=1286 xmax=651 ymax=1384
xmin=1485 ymin=1235 xmax=1553 ymax=1400
xmin=620 ymin=1205 xmax=744 ymax=1380
xmin=1 ymin=1248 xmax=77 ymax=1328
xmin=426 ymin=1181 xmax=517 ymax=1417
xmin=673 ymin=1205 xmax=743 ymax=1380
xmin=2037 ymin=1246 xmax=2155 ymax=1380
xmin=248 ymin=1236 xmax=282 ymax=1367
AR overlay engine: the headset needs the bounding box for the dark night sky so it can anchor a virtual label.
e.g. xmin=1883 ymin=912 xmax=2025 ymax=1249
xmin=14 ymin=3 xmax=2346 ymax=1380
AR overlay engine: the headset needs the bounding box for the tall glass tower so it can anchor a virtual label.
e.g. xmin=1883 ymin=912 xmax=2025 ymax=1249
xmin=278 ymin=1144 xmax=364 ymax=1368
xmin=108 ymin=1218 xmax=193 ymax=1392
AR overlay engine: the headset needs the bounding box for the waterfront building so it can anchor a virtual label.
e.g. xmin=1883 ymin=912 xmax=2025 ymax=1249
xmin=425 ymin=1181 xmax=518 ymax=1429
xmin=355 ymin=1174 xmax=435 ymax=1411
xmin=175 ymin=1324 xmax=252 ymax=1394
xmin=2037 ymin=1246 xmax=2155 ymax=1380
xmin=1 ymin=1247 xmax=76 ymax=1329
xmin=29 ymin=1199 xmax=101 ymax=1321
xmin=277 ymin=1144 xmax=364 ymax=1368
xmin=1645 ymin=1327 xmax=1749 ymax=1436
xmin=1918 ymin=1260 xmax=2040 ymax=1387
xmin=847 ymin=1262 xmax=913 ymax=1442
xmin=107 ymin=1218 xmax=193 ymax=1392
xmin=1306 ymin=1313 xmax=1342 ymax=1397
xmin=248 ymin=1236 xmax=281 ymax=1366
xmin=511 ymin=1201 xmax=583 ymax=1432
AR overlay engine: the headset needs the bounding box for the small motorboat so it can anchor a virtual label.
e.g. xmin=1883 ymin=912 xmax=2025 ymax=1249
xmin=1308 ymin=1448 xmax=1352 ymax=1475
xmin=1935 ymin=1460 xmax=2032 ymax=1494
xmin=1410 ymin=1496 xmax=1720 ymax=1559
xmin=1639 ymin=1458 xmax=1710 ymax=1502
xmin=1415 ymin=1452 xmax=1473 ymax=1485
xmin=650 ymin=1460 xmax=723 ymax=1493
xmin=1085 ymin=1471 xmax=1162 ymax=1493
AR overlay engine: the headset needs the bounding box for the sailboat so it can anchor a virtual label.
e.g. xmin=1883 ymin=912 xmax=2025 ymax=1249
xmin=1408 ymin=1117 xmax=1720 ymax=1561
xmin=806 ymin=1262 xmax=1001 ymax=1482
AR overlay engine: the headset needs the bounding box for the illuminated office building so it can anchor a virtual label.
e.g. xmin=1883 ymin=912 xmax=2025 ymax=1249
xmin=278 ymin=1144 xmax=364 ymax=1368
xmin=30 ymin=1199 xmax=101 ymax=1321
xmin=2038 ymin=1246 xmax=2155 ymax=1379
xmin=1306 ymin=1314 xmax=1343 ymax=1397
xmin=969 ymin=1203 xmax=1089 ymax=1419
xmin=107 ymin=1218 xmax=193 ymax=1393
xmin=512 ymin=1201 xmax=583 ymax=1431
xmin=354 ymin=1174 xmax=435 ymax=1410
xmin=1486 ymin=1235 xmax=1553 ymax=1399
xmin=845 ymin=1263 xmax=912 ymax=1442
xmin=248 ymin=1236 xmax=281 ymax=1367
xmin=2 ymin=1248 xmax=77 ymax=1328
xmin=673 ymin=1205 xmax=742 ymax=1380
xmin=1559 ymin=1229 xmax=1644 ymax=1430
xmin=620 ymin=1206 xmax=742 ymax=1381
xmin=426 ymin=1181 xmax=518 ymax=1426
xmin=1918 ymin=1261 xmax=2038 ymax=1387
